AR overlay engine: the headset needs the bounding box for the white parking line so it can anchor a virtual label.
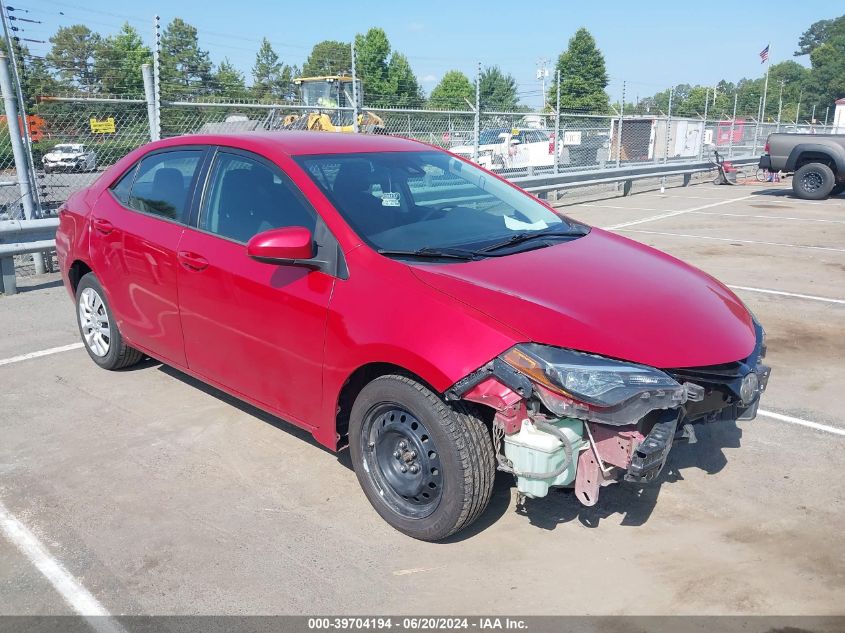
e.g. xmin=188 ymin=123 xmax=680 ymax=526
xmin=692 ymin=211 xmax=845 ymax=224
xmin=758 ymin=410 xmax=845 ymax=437
xmin=615 ymin=229 xmax=845 ymax=253
xmin=606 ymin=194 xmax=755 ymax=229
xmin=577 ymin=203 xmax=662 ymax=211
xmin=0 ymin=343 xmax=83 ymax=367
xmin=0 ymin=500 xmax=127 ymax=633
xmin=728 ymin=285 xmax=845 ymax=305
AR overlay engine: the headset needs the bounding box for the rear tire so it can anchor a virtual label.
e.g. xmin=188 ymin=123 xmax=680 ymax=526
xmin=75 ymin=273 xmax=144 ymax=370
xmin=349 ymin=374 xmax=495 ymax=541
xmin=792 ymin=163 xmax=835 ymax=200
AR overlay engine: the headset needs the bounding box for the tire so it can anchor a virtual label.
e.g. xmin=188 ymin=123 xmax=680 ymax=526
xmin=792 ymin=163 xmax=835 ymax=200
xmin=349 ymin=374 xmax=495 ymax=541
xmin=831 ymin=182 xmax=845 ymax=197
xmin=75 ymin=273 xmax=144 ymax=370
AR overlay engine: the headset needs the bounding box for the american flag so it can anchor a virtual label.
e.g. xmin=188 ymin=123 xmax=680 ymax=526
xmin=759 ymin=44 xmax=770 ymax=63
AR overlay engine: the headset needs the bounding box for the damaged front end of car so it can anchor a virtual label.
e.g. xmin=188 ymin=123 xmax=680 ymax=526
xmin=445 ymin=322 xmax=770 ymax=507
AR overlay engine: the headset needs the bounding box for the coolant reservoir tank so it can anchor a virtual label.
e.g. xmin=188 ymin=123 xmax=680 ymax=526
xmin=504 ymin=418 xmax=585 ymax=498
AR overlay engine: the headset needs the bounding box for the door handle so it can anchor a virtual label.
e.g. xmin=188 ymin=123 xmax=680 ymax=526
xmin=92 ymin=217 xmax=114 ymax=235
xmin=177 ymin=251 xmax=209 ymax=272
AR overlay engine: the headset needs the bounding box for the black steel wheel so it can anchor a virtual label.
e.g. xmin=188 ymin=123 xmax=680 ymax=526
xmin=363 ymin=405 xmax=443 ymax=518
xmin=792 ymin=163 xmax=835 ymax=200
xmin=349 ymin=374 xmax=495 ymax=541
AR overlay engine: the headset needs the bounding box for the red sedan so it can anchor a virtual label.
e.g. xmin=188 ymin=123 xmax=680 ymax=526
xmin=56 ymin=132 xmax=770 ymax=540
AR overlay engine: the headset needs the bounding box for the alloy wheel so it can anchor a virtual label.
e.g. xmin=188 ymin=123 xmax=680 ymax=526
xmin=801 ymin=171 xmax=823 ymax=193
xmin=78 ymin=287 xmax=111 ymax=357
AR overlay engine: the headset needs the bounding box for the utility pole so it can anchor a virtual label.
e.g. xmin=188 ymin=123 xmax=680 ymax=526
xmin=142 ymin=64 xmax=157 ymax=141
xmin=615 ymin=80 xmax=625 ymax=168
xmin=0 ymin=3 xmax=41 ymax=216
xmin=661 ymin=86 xmax=673 ymax=192
xmin=795 ymin=90 xmax=802 ymax=126
xmin=536 ymin=58 xmax=549 ymax=110
xmin=350 ymin=41 xmax=359 ymax=133
xmin=824 ymin=106 xmax=830 ymax=128
xmin=152 ymin=15 xmax=161 ymax=139
xmin=553 ymin=69 xmax=561 ymax=174
xmin=472 ymin=61 xmax=480 ymax=161
xmin=776 ymin=80 xmax=784 ymax=132
xmin=0 ymin=54 xmax=35 ymax=222
xmin=699 ymin=87 xmax=709 ymax=160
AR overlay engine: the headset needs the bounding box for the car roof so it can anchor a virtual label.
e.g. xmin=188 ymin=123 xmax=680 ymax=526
xmin=147 ymin=131 xmax=427 ymax=157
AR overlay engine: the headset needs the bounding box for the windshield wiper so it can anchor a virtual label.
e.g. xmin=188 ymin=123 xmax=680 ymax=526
xmin=476 ymin=225 xmax=589 ymax=253
xmin=377 ymin=247 xmax=478 ymax=261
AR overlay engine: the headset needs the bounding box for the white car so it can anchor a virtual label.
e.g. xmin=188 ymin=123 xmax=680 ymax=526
xmin=42 ymin=144 xmax=97 ymax=173
xmin=450 ymin=128 xmax=558 ymax=170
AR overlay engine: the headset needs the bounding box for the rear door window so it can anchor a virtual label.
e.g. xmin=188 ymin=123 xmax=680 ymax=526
xmin=125 ymin=150 xmax=203 ymax=221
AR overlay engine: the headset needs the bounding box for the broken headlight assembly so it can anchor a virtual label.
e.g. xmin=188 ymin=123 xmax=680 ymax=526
xmin=501 ymin=344 xmax=698 ymax=425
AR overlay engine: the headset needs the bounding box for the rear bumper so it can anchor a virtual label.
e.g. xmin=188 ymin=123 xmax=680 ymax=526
xmin=758 ymin=155 xmax=772 ymax=170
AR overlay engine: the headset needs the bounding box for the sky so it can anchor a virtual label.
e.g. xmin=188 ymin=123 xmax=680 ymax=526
xmin=27 ymin=0 xmax=840 ymax=108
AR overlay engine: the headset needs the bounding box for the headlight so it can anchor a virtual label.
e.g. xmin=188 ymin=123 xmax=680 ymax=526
xmin=501 ymin=344 xmax=688 ymax=425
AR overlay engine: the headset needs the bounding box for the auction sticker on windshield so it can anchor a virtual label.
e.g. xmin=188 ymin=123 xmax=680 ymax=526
xmin=381 ymin=192 xmax=401 ymax=207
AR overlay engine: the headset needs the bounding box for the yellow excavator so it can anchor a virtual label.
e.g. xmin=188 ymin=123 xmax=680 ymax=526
xmin=282 ymin=76 xmax=386 ymax=133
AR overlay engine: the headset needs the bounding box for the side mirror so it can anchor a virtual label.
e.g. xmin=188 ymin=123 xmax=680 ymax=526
xmin=247 ymin=226 xmax=315 ymax=265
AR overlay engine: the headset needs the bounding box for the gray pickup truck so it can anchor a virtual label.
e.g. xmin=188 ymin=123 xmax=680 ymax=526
xmin=759 ymin=133 xmax=845 ymax=200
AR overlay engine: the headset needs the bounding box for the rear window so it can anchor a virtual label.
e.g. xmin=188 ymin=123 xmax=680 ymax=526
xmin=121 ymin=150 xmax=203 ymax=221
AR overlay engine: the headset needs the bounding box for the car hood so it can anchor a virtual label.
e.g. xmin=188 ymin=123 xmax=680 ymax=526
xmin=409 ymin=229 xmax=756 ymax=369
xmin=45 ymin=151 xmax=78 ymax=159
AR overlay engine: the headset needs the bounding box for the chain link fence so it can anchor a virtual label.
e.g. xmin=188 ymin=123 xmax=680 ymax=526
xmin=3 ymin=88 xmax=841 ymax=281
xmin=18 ymin=96 xmax=843 ymax=217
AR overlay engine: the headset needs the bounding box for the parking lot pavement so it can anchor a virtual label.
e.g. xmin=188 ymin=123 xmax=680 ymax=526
xmin=1 ymin=181 xmax=844 ymax=617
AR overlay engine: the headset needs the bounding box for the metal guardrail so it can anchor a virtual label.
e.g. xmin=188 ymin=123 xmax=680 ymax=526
xmin=0 ymin=155 xmax=762 ymax=296
xmin=511 ymin=157 xmax=759 ymax=195
xmin=0 ymin=217 xmax=59 ymax=295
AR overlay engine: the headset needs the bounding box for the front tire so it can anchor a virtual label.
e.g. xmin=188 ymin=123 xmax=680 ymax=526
xmin=75 ymin=273 xmax=144 ymax=370
xmin=349 ymin=375 xmax=495 ymax=541
xmin=793 ymin=163 xmax=835 ymax=200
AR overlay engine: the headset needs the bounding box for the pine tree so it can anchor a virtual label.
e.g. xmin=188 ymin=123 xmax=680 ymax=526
xmin=548 ymin=28 xmax=609 ymax=113
xmin=252 ymin=38 xmax=294 ymax=100
xmin=159 ymin=18 xmax=213 ymax=99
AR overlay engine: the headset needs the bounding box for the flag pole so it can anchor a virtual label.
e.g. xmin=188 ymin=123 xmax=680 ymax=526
xmin=760 ymin=43 xmax=771 ymax=124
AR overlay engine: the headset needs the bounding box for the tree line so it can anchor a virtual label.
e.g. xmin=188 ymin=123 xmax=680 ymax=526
xmin=632 ymin=15 xmax=845 ymax=122
xmin=15 ymin=19 xmax=611 ymax=112
xmin=11 ymin=14 xmax=842 ymax=116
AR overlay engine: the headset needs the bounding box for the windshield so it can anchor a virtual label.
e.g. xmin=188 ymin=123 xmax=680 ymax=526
xmin=478 ymin=129 xmax=508 ymax=145
xmin=295 ymin=150 xmax=579 ymax=255
xmin=54 ymin=145 xmax=80 ymax=152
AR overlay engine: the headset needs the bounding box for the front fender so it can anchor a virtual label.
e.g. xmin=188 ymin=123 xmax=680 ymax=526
xmin=313 ymin=250 xmax=522 ymax=450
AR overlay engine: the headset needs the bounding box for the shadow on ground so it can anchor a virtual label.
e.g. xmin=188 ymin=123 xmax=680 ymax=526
xmin=132 ymin=360 xmax=744 ymax=538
